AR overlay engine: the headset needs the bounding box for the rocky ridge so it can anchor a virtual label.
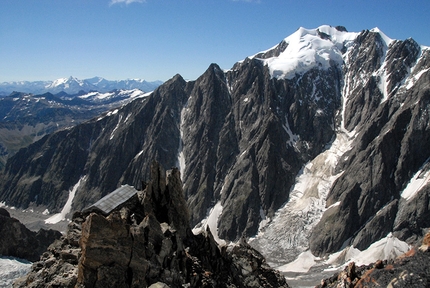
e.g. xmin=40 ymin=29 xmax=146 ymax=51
xmin=14 ymin=162 xmax=288 ymax=288
xmin=0 ymin=207 xmax=61 ymax=262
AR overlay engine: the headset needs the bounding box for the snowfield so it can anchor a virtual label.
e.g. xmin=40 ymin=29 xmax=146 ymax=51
xmin=192 ymin=201 xmax=227 ymax=246
xmin=45 ymin=177 xmax=84 ymax=224
xmin=258 ymin=25 xmax=358 ymax=80
xmin=326 ymin=233 xmax=410 ymax=268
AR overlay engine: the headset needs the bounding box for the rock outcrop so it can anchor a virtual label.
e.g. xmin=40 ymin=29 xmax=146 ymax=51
xmin=14 ymin=162 xmax=289 ymax=288
xmin=0 ymin=207 xmax=61 ymax=262
xmin=316 ymin=232 xmax=430 ymax=288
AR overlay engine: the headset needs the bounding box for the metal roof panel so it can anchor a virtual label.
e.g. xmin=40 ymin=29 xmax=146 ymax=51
xmin=83 ymin=185 xmax=137 ymax=215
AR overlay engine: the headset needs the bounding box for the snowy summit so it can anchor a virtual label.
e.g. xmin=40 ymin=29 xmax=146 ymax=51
xmin=257 ymin=25 xmax=358 ymax=79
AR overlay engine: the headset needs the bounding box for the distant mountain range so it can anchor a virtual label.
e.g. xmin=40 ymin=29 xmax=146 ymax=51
xmin=0 ymin=89 xmax=151 ymax=169
xmin=0 ymin=76 xmax=162 ymax=166
xmin=0 ymin=76 xmax=163 ymax=96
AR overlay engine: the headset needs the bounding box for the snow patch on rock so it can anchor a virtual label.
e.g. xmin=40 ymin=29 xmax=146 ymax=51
xmin=326 ymin=233 xmax=410 ymax=268
xmin=277 ymin=250 xmax=318 ymax=273
xmin=177 ymin=105 xmax=187 ymax=181
xmin=401 ymin=159 xmax=430 ymax=201
xmin=192 ymin=201 xmax=226 ymax=246
xmin=45 ymin=177 xmax=83 ymax=224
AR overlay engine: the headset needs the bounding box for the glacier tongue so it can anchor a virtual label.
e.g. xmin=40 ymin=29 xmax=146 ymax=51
xmin=0 ymin=257 xmax=32 ymax=288
xmin=250 ymin=130 xmax=411 ymax=274
xmin=249 ymin=130 xmax=354 ymax=268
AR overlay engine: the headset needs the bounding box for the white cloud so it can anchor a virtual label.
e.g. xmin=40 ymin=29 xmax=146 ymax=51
xmin=109 ymin=0 xmax=146 ymax=6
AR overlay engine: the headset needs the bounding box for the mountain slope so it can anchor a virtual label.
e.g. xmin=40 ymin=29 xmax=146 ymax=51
xmin=0 ymin=89 xmax=148 ymax=169
xmin=309 ymin=30 xmax=430 ymax=256
xmin=250 ymin=27 xmax=430 ymax=266
xmin=1 ymin=25 xmax=429 ymax=269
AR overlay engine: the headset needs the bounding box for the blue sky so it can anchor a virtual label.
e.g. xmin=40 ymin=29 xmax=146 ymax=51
xmin=1 ymin=0 xmax=429 ymax=82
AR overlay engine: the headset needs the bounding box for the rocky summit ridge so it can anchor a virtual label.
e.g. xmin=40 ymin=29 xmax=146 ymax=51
xmin=0 ymin=25 xmax=430 ymax=272
xmin=14 ymin=162 xmax=288 ymax=288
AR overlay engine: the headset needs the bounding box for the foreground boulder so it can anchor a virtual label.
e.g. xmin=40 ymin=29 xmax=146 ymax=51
xmin=0 ymin=207 xmax=61 ymax=262
xmin=14 ymin=162 xmax=289 ymax=288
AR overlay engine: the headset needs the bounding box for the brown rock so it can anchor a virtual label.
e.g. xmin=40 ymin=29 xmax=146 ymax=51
xmin=374 ymin=259 xmax=384 ymax=269
xmin=422 ymin=232 xmax=430 ymax=246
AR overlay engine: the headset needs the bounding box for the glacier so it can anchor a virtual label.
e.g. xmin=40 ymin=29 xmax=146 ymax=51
xmin=0 ymin=257 xmax=32 ymax=288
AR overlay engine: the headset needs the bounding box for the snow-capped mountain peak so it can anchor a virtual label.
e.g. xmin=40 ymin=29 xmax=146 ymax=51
xmin=370 ymin=27 xmax=394 ymax=46
xmin=46 ymin=77 xmax=68 ymax=88
xmin=259 ymin=25 xmax=358 ymax=79
xmin=85 ymin=76 xmax=106 ymax=85
xmin=44 ymin=76 xmax=92 ymax=92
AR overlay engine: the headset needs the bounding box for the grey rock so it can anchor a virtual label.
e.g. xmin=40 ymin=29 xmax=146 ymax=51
xmin=393 ymin=182 xmax=430 ymax=242
xmin=0 ymin=207 xmax=61 ymax=262
xmin=351 ymin=200 xmax=399 ymax=250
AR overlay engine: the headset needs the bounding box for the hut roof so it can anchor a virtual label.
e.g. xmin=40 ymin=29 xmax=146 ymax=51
xmin=83 ymin=185 xmax=137 ymax=215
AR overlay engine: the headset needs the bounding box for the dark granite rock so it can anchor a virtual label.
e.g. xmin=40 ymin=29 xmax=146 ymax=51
xmin=310 ymin=30 xmax=430 ymax=256
xmin=0 ymin=208 xmax=61 ymax=262
xmin=351 ymin=200 xmax=399 ymax=251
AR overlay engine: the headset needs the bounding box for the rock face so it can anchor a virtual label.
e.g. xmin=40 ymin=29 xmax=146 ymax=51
xmin=309 ymin=31 xmax=430 ymax=256
xmin=1 ymin=25 xmax=430 ymax=259
xmin=0 ymin=207 xmax=61 ymax=262
xmin=14 ymin=162 xmax=289 ymax=288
